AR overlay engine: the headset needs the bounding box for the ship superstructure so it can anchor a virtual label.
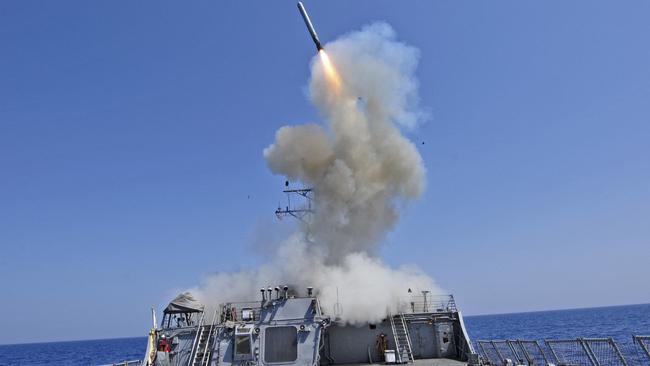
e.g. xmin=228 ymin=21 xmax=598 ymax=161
xmin=107 ymin=292 xmax=650 ymax=366
xmin=130 ymin=288 xmax=477 ymax=366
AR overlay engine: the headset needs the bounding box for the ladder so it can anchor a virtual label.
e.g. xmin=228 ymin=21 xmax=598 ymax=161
xmin=189 ymin=309 xmax=218 ymax=366
xmin=390 ymin=313 xmax=414 ymax=363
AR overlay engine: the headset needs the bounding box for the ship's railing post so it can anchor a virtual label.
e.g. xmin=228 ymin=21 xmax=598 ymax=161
xmin=515 ymin=340 xmax=534 ymax=365
xmin=506 ymin=340 xmax=527 ymax=364
xmin=490 ymin=341 xmax=505 ymax=364
xmin=543 ymin=340 xmax=562 ymax=365
xmin=634 ymin=336 xmax=650 ymax=362
xmin=477 ymin=341 xmax=495 ymax=364
xmin=607 ymin=337 xmax=628 ymax=366
xmin=579 ymin=338 xmax=600 ymax=366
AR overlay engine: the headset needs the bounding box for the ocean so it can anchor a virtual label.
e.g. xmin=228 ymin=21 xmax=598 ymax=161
xmin=0 ymin=303 xmax=648 ymax=365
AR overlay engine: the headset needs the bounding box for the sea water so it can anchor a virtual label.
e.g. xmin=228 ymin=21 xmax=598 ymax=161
xmin=0 ymin=303 xmax=648 ymax=366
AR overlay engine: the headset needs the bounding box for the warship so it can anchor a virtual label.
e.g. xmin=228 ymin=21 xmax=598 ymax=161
xmin=106 ymin=287 xmax=650 ymax=366
xmin=113 ymin=288 xmax=475 ymax=366
xmin=104 ymin=4 xmax=650 ymax=366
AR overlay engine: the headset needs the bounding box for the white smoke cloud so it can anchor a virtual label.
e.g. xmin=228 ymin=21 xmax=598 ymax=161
xmin=190 ymin=23 xmax=441 ymax=324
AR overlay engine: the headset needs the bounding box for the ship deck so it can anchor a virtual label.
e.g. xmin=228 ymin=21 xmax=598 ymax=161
xmin=339 ymin=358 xmax=467 ymax=366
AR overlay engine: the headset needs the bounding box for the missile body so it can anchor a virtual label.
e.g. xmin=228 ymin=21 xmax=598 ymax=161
xmin=297 ymin=2 xmax=323 ymax=51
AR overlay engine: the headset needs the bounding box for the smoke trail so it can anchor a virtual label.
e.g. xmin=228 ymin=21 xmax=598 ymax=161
xmin=191 ymin=23 xmax=440 ymax=324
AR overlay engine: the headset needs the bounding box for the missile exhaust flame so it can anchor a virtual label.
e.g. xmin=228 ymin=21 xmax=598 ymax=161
xmin=297 ymin=3 xmax=340 ymax=90
xmin=318 ymin=50 xmax=341 ymax=91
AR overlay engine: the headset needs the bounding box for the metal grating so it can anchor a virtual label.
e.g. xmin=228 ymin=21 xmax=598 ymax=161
xmin=633 ymin=336 xmax=650 ymax=364
xmin=476 ymin=337 xmax=647 ymax=366
xmin=477 ymin=340 xmax=503 ymax=365
xmin=545 ymin=338 xmax=592 ymax=366
xmin=492 ymin=340 xmax=522 ymax=364
xmin=586 ymin=338 xmax=628 ymax=366
xmin=514 ymin=340 xmax=551 ymax=366
xmin=544 ymin=338 xmax=628 ymax=366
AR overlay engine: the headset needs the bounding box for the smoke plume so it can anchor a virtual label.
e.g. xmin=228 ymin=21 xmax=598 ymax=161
xmin=191 ymin=23 xmax=441 ymax=324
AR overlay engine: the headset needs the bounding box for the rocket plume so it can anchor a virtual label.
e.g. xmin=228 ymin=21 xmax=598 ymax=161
xmin=190 ymin=23 xmax=440 ymax=324
xmin=318 ymin=50 xmax=341 ymax=91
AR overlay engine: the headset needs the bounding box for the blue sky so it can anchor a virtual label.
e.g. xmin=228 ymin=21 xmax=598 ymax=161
xmin=1 ymin=1 xmax=649 ymax=344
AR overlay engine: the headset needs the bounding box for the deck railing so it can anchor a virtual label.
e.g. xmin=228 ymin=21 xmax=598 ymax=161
xmin=633 ymin=336 xmax=650 ymax=362
xmin=397 ymin=294 xmax=458 ymax=314
xmin=476 ymin=336 xmax=650 ymax=366
xmin=212 ymin=292 xmax=457 ymax=325
xmin=99 ymin=360 xmax=141 ymax=366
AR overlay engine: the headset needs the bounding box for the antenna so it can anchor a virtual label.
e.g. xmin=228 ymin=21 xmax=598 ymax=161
xmin=333 ymin=287 xmax=342 ymax=319
xmin=274 ymin=186 xmax=314 ymax=223
xmin=151 ymin=307 xmax=157 ymax=329
xmin=421 ymin=290 xmax=430 ymax=312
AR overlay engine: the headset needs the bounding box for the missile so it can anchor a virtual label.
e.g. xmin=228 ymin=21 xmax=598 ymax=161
xmin=297 ymin=2 xmax=323 ymax=51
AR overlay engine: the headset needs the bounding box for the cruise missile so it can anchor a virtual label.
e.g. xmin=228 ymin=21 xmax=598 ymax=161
xmin=297 ymin=2 xmax=323 ymax=51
